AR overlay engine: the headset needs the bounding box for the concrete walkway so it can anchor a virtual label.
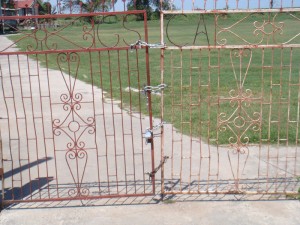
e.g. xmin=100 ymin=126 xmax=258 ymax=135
xmin=0 ymin=199 xmax=300 ymax=225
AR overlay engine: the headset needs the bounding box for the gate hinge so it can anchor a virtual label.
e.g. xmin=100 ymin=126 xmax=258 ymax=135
xmin=144 ymin=122 xmax=165 ymax=144
xmin=146 ymin=156 xmax=169 ymax=181
xmin=130 ymin=40 xmax=166 ymax=50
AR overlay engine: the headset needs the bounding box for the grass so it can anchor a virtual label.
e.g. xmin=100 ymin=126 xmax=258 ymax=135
xmin=286 ymin=177 xmax=300 ymax=199
xmin=8 ymin=12 xmax=300 ymax=145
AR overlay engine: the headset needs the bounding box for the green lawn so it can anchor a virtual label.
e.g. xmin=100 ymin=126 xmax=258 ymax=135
xmin=8 ymin=12 xmax=300 ymax=145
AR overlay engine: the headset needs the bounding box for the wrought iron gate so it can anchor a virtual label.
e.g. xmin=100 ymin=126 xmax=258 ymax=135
xmin=0 ymin=11 xmax=156 ymax=205
xmin=0 ymin=1 xmax=300 ymax=206
xmin=159 ymin=1 xmax=300 ymax=196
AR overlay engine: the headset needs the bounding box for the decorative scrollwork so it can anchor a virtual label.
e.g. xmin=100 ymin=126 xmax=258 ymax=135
xmin=218 ymin=49 xmax=261 ymax=190
xmin=96 ymin=15 xmax=120 ymax=48
xmin=0 ymin=12 xmax=149 ymax=53
xmin=216 ymin=12 xmax=300 ymax=46
xmin=122 ymin=14 xmax=142 ymax=46
xmin=166 ymin=14 xmax=210 ymax=47
xmin=53 ymin=52 xmax=96 ymax=198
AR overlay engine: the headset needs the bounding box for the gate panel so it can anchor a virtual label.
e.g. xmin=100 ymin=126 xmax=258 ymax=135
xmin=0 ymin=11 xmax=155 ymax=204
xmin=160 ymin=3 xmax=300 ymax=195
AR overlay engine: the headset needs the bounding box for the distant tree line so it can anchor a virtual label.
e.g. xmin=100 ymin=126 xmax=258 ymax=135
xmin=127 ymin=0 xmax=172 ymax=20
xmin=60 ymin=0 xmax=173 ymax=19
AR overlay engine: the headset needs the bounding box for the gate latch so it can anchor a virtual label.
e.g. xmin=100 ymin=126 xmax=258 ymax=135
xmin=146 ymin=156 xmax=169 ymax=181
xmin=130 ymin=40 xmax=166 ymax=50
xmin=143 ymin=84 xmax=167 ymax=95
xmin=144 ymin=122 xmax=165 ymax=144
xmin=142 ymin=84 xmax=167 ymax=107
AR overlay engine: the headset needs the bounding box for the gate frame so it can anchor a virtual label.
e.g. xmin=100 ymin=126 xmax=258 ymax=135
xmin=0 ymin=10 xmax=157 ymax=206
xmin=159 ymin=6 xmax=300 ymax=196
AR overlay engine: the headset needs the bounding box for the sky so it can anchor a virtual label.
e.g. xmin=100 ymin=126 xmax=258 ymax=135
xmin=48 ymin=0 xmax=300 ymax=13
xmin=107 ymin=0 xmax=300 ymax=11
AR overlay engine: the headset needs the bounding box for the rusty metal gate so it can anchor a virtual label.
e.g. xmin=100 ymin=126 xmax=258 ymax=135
xmin=159 ymin=0 xmax=300 ymax=196
xmin=0 ymin=0 xmax=300 ymax=206
xmin=0 ymin=11 xmax=157 ymax=205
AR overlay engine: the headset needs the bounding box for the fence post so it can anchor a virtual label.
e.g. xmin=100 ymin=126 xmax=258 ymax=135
xmin=0 ymin=124 xmax=4 ymax=209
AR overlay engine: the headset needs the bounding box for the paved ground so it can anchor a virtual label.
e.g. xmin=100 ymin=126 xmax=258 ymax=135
xmin=0 ymin=198 xmax=300 ymax=225
xmin=0 ymin=33 xmax=300 ymax=225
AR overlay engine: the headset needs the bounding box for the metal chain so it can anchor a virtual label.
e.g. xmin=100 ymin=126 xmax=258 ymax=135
xmin=146 ymin=156 xmax=169 ymax=181
xmin=146 ymin=122 xmax=165 ymax=133
xmin=142 ymin=83 xmax=167 ymax=107
xmin=130 ymin=40 xmax=165 ymax=49
xmin=143 ymin=84 xmax=167 ymax=95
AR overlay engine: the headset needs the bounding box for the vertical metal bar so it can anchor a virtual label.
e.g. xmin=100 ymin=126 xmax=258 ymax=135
xmin=31 ymin=54 xmax=42 ymax=198
xmin=179 ymin=49 xmax=183 ymax=192
xmin=257 ymin=48 xmax=264 ymax=192
xmin=135 ymin=48 xmax=144 ymax=193
xmin=0 ymin=65 xmax=4 ymax=204
xmin=37 ymin=53 xmax=51 ymax=198
xmin=171 ymin=50 xmax=175 ymax=192
xmin=45 ymin=54 xmax=59 ymax=198
xmin=266 ymin=47 xmax=274 ymax=192
xmin=284 ymin=47 xmax=293 ymax=191
xmin=0 ymin=61 xmax=7 ymax=204
xmin=15 ymin=55 xmax=24 ymax=199
xmin=143 ymin=10 xmax=155 ymax=193
xmin=275 ymin=47 xmax=284 ymax=192
xmin=197 ymin=48 xmax=203 ymax=193
xmin=207 ymin=49 xmax=212 ymax=192
xmin=98 ymin=51 xmax=110 ymax=194
xmin=0 ymin=123 xmax=3 ymax=208
xmin=295 ymin=51 xmax=300 ymax=178
xmin=116 ymin=49 xmax=129 ymax=194
xmin=214 ymin=15 xmax=217 ymax=46
xmin=126 ymin=49 xmax=137 ymax=194
xmin=216 ymin=48 xmax=221 ymax=192
xmin=88 ymin=51 xmax=102 ymax=194
xmin=188 ymin=49 xmax=193 ymax=192
xmin=160 ymin=11 xmax=165 ymax=196
xmin=107 ymin=50 xmax=119 ymax=194
xmin=6 ymin=55 xmax=18 ymax=200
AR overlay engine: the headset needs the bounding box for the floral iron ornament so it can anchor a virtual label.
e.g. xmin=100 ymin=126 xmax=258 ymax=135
xmin=53 ymin=52 xmax=96 ymax=197
xmin=218 ymin=49 xmax=261 ymax=191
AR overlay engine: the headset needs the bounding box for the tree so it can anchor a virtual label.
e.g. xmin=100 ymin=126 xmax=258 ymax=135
xmin=127 ymin=0 xmax=152 ymax=20
xmin=39 ymin=2 xmax=52 ymax=15
xmin=151 ymin=0 xmax=172 ymax=10
xmin=127 ymin=0 xmax=172 ymax=20
xmin=61 ymin=0 xmax=118 ymax=13
xmin=1 ymin=0 xmax=16 ymax=9
xmin=80 ymin=0 xmax=118 ymax=12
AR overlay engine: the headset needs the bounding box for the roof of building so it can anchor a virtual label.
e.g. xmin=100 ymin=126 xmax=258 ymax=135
xmin=14 ymin=0 xmax=35 ymax=9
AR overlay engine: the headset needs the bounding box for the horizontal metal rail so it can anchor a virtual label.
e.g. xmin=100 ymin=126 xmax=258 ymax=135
xmin=2 ymin=193 xmax=154 ymax=205
xmin=162 ymin=8 xmax=300 ymax=14
xmin=165 ymin=44 xmax=300 ymax=50
xmin=0 ymin=10 xmax=146 ymax=20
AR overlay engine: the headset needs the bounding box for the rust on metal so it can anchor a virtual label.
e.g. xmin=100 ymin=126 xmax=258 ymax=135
xmin=160 ymin=0 xmax=300 ymax=196
xmin=0 ymin=0 xmax=299 ymax=206
xmin=0 ymin=11 xmax=155 ymax=204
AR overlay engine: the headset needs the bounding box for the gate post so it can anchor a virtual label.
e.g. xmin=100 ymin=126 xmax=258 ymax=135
xmin=160 ymin=10 xmax=165 ymax=200
xmin=0 ymin=124 xmax=4 ymax=209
